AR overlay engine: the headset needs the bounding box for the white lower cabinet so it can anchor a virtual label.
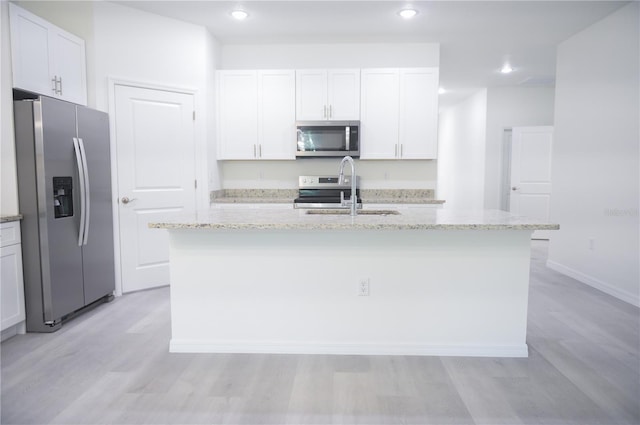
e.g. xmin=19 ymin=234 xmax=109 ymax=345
xmin=1 ymin=221 xmax=26 ymax=333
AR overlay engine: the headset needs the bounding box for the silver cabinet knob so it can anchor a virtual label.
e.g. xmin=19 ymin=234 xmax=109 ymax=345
xmin=511 ymin=187 xmax=519 ymax=191
xmin=121 ymin=196 xmax=136 ymax=204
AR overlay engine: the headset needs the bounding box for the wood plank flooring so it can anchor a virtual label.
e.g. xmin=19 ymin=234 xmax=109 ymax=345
xmin=1 ymin=241 xmax=638 ymax=424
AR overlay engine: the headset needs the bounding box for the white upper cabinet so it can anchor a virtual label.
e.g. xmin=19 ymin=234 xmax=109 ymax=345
xmin=217 ymin=70 xmax=295 ymax=160
xmin=360 ymin=67 xmax=439 ymax=160
xmin=217 ymin=70 xmax=259 ymax=160
xmin=398 ymin=68 xmax=439 ymax=159
xmin=296 ymin=69 xmax=360 ymax=120
xmin=258 ymin=70 xmax=296 ymax=160
xmin=360 ymin=69 xmax=400 ymax=159
xmin=9 ymin=3 xmax=87 ymax=105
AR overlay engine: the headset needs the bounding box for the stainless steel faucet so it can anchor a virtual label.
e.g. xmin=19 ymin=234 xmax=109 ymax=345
xmin=338 ymin=155 xmax=357 ymax=216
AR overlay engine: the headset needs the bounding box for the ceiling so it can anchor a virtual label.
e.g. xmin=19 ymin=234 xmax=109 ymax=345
xmin=116 ymin=1 xmax=628 ymax=107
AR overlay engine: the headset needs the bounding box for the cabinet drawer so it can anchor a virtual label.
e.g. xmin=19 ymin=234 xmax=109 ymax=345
xmin=0 ymin=222 xmax=21 ymax=248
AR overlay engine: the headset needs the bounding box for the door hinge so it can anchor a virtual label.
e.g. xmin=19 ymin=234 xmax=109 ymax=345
xmin=192 ymin=111 xmax=196 ymax=121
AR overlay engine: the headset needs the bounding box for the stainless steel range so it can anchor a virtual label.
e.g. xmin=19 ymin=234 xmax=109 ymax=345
xmin=294 ymin=175 xmax=362 ymax=209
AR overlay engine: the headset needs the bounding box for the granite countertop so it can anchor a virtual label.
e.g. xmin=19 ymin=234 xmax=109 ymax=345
xmin=149 ymin=207 xmax=559 ymax=231
xmin=1 ymin=215 xmax=23 ymax=223
xmin=210 ymin=189 xmax=297 ymax=204
xmin=210 ymin=189 xmax=445 ymax=205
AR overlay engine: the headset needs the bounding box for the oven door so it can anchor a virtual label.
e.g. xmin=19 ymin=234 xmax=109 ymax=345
xmin=296 ymin=121 xmax=359 ymax=158
xmin=294 ymin=189 xmax=362 ymax=209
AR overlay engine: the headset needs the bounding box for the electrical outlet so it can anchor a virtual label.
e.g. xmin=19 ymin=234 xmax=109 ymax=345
xmin=359 ymin=279 xmax=370 ymax=296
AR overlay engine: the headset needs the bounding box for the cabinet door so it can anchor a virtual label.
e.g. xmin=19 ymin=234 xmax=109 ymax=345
xmin=399 ymin=68 xmax=439 ymax=159
xmin=51 ymin=29 xmax=87 ymax=105
xmin=9 ymin=3 xmax=54 ymax=96
xmin=258 ymin=70 xmax=296 ymax=160
xmin=295 ymin=70 xmax=328 ymax=120
xmin=217 ymin=71 xmax=258 ymax=160
xmin=327 ymin=69 xmax=360 ymax=120
xmin=1 ymin=244 xmax=26 ymax=331
xmin=360 ymin=69 xmax=400 ymax=159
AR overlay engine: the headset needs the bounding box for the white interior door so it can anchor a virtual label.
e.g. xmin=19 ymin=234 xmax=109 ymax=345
xmin=509 ymin=126 xmax=554 ymax=240
xmin=114 ymin=84 xmax=196 ymax=293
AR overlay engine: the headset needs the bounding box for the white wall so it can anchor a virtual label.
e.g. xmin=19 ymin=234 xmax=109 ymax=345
xmin=484 ymin=87 xmax=555 ymax=210
xmin=219 ymin=42 xmax=440 ymax=191
xmin=547 ymin=3 xmax=639 ymax=306
xmin=92 ymin=1 xmax=215 ymax=205
xmin=437 ymin=89 xmax=488 ymax=209
xmin=1 ymin=1 xmax=18 ymax=216
xmin=1 ymin=2 xmax=220 ymax=210
xmin=221 ymin=43 xmax=439 ymax=69
xmin=206 ymin=32 xmax=222 ymax=191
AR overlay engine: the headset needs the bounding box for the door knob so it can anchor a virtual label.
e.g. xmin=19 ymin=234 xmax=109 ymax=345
xmin=121 ymin=196 xmax=137 ymax=204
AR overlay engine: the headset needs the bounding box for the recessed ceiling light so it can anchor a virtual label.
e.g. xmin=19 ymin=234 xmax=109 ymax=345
xmin=438 ymin=87 xmax=446 ymax=95
xmin=398 ymin=8 xmax=418 ymax=19
xmin=231 ymin=9 xmax=249 ymax=20
xmin=501 ymin=64 xmax=514 ymax=74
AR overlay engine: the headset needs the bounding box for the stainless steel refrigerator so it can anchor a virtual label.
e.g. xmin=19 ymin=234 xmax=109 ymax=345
xmin=14 ymin=95 xmax=115 ymax=332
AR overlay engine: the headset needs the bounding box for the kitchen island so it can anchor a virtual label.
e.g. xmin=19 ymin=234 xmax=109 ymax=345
xmin=150 ymin=207 xmax=558 ymax=358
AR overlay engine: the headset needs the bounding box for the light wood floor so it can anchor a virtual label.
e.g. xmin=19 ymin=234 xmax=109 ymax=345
xmin=1 ymin=241 xmax=638 ymax=425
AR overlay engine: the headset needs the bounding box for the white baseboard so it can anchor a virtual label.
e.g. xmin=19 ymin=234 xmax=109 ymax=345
xmin=170 ymin=339 xmax=529 ymax=358
xmin=546 ymin=260 xmax=640 ymax=308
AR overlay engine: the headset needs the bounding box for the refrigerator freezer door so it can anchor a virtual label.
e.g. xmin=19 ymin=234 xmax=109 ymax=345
xmin=76 ymin=105 xmax=116 ymax=304
xmin=38 ymin=96 xmax=86 ymax=321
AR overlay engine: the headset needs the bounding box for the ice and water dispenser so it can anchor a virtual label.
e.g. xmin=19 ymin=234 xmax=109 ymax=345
xmin=53 ymin=176 xmax=73 ymax=218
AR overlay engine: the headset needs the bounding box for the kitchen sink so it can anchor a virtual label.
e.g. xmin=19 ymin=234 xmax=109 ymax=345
xmin=305 ymin=209 xmax=401 ymax=216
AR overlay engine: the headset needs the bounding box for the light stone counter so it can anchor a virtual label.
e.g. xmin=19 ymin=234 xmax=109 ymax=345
xmin=154 ymin=206 xmax=558 ymax=358
xmin=210 ymin=189 xmax=296 ymax=204
xmin=149 ymin=207 xmax=559 ymax=231
xmin=0 ymin=215 xmax=23 ymax=223
xmin=209 ymin=189 xmax=445 ymax=205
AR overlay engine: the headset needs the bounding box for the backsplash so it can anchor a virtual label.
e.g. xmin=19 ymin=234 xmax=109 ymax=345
xmin=218 ymin=159 xmax=438 ymax=191
xmin=210 ymin=188 xmax=437 ymax=204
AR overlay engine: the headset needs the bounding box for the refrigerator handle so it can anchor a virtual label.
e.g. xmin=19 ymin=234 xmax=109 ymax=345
xmin=78 ymin=138 xmax=90 ymax=245
xmin=72 ymin=137 xmax=86 ymax=247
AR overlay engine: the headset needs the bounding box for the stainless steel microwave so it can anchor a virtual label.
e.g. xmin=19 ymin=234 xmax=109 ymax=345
xmin=296 ymin=121 xmax=360 ymax=158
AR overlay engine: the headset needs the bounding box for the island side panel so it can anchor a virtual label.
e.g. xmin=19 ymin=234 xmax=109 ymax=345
xmin=168 ymin=229 xmax=533 ymax=357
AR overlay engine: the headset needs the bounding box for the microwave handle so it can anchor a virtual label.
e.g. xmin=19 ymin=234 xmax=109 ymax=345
xmin=345 ymin=126 xmax=350 ymax=150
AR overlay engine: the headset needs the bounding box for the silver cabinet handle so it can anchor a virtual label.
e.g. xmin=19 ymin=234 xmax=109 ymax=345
xmin=323 ymin=105 xmax=327 ymax=119
xmin=395 ymin=144 xmax=398 ymax=157
xmin=258 ymin=144 xmax=262 ymax=158
xmin=253 ymin=144 xmax=257 ymax=158
xmin=400 ymin=144 xmax=404 ymax=158
xmin=121 ymin=196 xmax=137 ymax=204
xmin=329 ymin=105 xmax=332 ymax=119
xmin=51 ymin=76 xmax=62 ymax=95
